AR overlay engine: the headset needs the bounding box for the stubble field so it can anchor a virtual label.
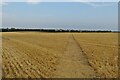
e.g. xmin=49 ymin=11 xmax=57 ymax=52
xmin=1 ymin=32 xmax=118 ymax=78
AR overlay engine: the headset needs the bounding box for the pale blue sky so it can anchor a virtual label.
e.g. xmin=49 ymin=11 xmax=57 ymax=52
xmin=2 ymin=2 xmax=118 ymax=30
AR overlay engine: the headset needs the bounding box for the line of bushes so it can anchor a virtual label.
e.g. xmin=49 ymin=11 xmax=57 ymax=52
xmin=0 ymin=28 xmax=113 ymax=33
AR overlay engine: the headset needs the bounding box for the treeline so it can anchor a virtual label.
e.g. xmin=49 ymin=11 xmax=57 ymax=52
xmin=1 ymin=28 xmax=112 ymax=33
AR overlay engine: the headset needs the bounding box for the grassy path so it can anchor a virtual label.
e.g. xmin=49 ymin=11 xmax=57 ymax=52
xmin=53 ymin=35 xmax=96 ymax=78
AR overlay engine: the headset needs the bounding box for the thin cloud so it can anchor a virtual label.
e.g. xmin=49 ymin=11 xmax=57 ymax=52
xmin=25 ymin=0 xmax=118 ymax=6
xmin=26 ymin=0 xmax=42 ymax=4
xmin=82 ymin=2 xmax=117 ymax=7
xmin=3 ymin=0 xmax=120 ymax=2
xmin=0 ymin=0 xmax=8 ymax=5
xmin=70 ymin=0 xmax=119 ymax=2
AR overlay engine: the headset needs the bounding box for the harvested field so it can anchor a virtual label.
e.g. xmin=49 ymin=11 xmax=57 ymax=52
xmin=0 ymin=32 xmax=2 ymax=79
xmin=74 ymin=33 xmax=118 ymax=78
xmin=2 ymin=32 xmax=69 ymax=78
xmin=2 ymin=32 xmax=118 ymax=78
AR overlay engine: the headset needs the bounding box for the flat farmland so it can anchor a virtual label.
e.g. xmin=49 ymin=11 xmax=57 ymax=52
xmin=74 ymin=33 xmax=118 ymax=78
xmin=2 ymin=32 xmax=118 ymax=78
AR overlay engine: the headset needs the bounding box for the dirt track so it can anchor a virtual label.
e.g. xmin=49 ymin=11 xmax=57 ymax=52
xmin=53 ymin=35 xmax=96 ymax=78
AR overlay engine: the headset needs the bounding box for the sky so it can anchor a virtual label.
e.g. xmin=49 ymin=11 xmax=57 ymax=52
xmin=2 ymin=1 xmax=118 ymax=31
